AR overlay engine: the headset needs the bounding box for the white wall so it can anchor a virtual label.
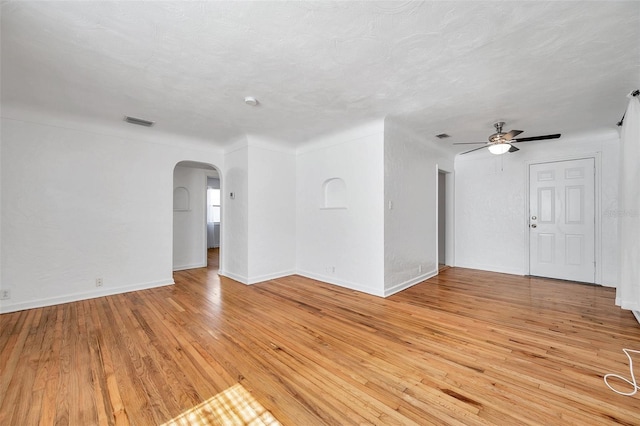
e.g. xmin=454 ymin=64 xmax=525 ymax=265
xmin=296 ymin=121 xmax=386 ymax=296
xmin=220 ymin=139 xmax=296 ymax=284
xmin=7 ymin=107 xmax=618 ymax=314
xmin=0 ymin=119 xmax=3 ymax=306
xmin=173 ymin=164 xmax=208 ymax=271
xmin=454 ymin=129 xmax=620 ymax=285
xmin=247 ymin=141 xmax=296 ymax=283
xmin=221 ymin=145 xmax=249 ymax=282
xmin=383 ymin=119 xmax=455 ymax=295
xmin=0 ymin=113 xmax=224 ymax=313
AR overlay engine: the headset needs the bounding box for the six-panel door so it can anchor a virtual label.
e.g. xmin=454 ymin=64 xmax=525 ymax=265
xmin=529 ymin=158 xmax=595 ymax=283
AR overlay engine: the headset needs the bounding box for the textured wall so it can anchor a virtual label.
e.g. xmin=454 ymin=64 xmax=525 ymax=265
xmin=247 ymin=143 xmax=296 ymax=283
xmin=455 ymin=129 xmax=620 ymax=285
xmin=296 ymin=121 xmax=385 ymax=295
xmin=221 ymin=145 xmax=249 ymax=282
xmin=0 ymin=114 xmax=224 ymax=313
xmin=383 ymin=119 xmax=455 ymax=295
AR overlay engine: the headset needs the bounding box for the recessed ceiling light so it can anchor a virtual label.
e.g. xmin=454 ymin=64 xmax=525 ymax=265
xmin=244 ymin=96 xmax=259 ymax=106
xmin=124 ymin=115 xmax=154 ymax=127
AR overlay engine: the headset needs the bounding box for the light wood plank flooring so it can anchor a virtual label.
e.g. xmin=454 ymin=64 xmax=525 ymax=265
xmin=2 ymin=249 xmax=640 ymax=425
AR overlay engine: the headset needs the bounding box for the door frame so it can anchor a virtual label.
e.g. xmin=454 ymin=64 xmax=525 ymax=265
xmin=524 ymin=153 xmax=602 ymax=284
xmin=436 ymin=164 xmax=455 ymax=268
xmin=172 ymin=161 xmax=223 ymax=272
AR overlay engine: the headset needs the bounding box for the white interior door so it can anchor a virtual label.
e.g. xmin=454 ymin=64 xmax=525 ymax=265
xmin=529 ymin=158 xmax=595 ymax=283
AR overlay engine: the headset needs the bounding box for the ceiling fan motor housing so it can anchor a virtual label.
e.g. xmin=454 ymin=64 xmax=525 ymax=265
xmin=489 ymin=122 xmax=506 ymax=143
xmin=489 ymin=132 xmax=506 ymax=143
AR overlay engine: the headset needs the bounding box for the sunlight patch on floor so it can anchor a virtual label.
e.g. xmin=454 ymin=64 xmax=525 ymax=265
xmin=162 ymin=383 xmax=280 ymax=426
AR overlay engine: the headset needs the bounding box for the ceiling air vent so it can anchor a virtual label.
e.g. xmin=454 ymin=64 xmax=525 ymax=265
xmin=124 ymin=115 xmax=155 ymax=127
xmin=435 ymin=133 xmax=450 ymax=139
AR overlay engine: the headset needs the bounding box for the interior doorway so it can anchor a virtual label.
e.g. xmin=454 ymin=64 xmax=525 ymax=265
xmin=173 ymin=161 xmax=221 ymax=271
xmin=438 ymin=171 xmax=446 ymax=268
xmin=437 ymin=169 xmax=454 ymax=270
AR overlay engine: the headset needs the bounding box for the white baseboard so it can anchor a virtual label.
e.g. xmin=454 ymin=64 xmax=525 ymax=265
xmin=173 ymin=262 xmax=206 ymax=271
xmin=296 ymin=270 xmax=384 ymax=297
xmin=384 ymin=269 xmax=438 ymax=297
xmin=247 ymin=270 xmax=295 ymax=285
xmin=219 ymin=270 xmax=296 ymax=285
xmin=453 ymin=262 xmax=524 ymax=276
xmin=0 ymin=278 xmax=175 ymax=314
xmin=218 ymin=270 xmax=249 ymax=284
xmin=633 ymin=311 xmax=640 ymax=326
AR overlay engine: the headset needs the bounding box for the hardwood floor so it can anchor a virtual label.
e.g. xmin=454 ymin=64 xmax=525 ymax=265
xmin=2 ymin=249 xmax=640 ymax=425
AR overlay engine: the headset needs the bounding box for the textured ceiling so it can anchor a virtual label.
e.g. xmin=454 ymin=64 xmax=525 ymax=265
xmin=2 ymin=1 xmax=639 ymax=151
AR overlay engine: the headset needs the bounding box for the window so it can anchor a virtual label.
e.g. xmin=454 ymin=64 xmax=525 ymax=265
xmin=207 ymin=188 xmax=221 ymax=223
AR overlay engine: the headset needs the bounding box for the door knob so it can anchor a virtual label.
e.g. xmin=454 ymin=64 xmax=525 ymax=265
xmin=531 ymin=216 xmax=537 ymax=220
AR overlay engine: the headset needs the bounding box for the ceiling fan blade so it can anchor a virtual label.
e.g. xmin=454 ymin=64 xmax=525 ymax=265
xmin=459 ymin=145 xmax=489 ymax=155
xmin=503 ymin=130 xmax=523 ymax=140
xmin=508 ymin=145 xmax=520 ymax=153
xmin=511 ymin=133 xmax=561 ymax=143
xmin=453 ymin=142 xmax=489 ymax=145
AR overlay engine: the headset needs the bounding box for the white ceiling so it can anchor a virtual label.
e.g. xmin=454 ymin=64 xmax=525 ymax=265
xmin=2 ymin=1 xmax=639 ymax=151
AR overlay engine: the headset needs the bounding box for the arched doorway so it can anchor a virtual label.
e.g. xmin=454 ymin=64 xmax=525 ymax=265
xmin=172 ymin=161 xmax=222 ymax=271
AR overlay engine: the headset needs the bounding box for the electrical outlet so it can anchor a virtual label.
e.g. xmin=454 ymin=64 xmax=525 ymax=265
xmin=0 ymin=289 xmax=10 ymax=300
xmin=95 ymin=278 xmax=103 ymax=287
xmin=418 ymin=264 xmax=422 ymax=274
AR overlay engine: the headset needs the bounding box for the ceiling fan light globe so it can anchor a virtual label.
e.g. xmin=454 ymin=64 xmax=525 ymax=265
xmin=488 ymin=143 xmax=511 ymax=155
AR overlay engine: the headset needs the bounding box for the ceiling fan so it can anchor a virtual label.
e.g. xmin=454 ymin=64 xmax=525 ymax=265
xmin=455 ymin=122 xmax=561 ymax=155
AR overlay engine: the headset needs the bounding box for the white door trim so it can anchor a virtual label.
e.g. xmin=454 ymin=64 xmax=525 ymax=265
xmin=436 ymin=163 xmax=455 ymax=267
xmin=524 ymin=152 xmax=602 ymax=284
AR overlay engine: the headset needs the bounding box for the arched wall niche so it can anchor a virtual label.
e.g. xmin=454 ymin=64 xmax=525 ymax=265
xmin=173 ymin=186 xmax=190 ymax=211
xmin=322 ymin=177 xmax=347 ymax=209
